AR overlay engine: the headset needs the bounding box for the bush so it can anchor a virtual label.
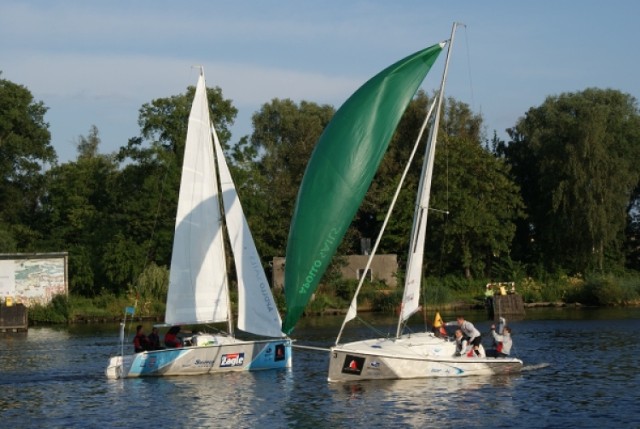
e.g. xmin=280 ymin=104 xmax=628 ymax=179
xmin=28 ymin=294 xmax=69 ymax=323
xmin=576 ymin=274 xmax=639 ymax=305
xmin=135 ymin=262 xmax=169 ymax=300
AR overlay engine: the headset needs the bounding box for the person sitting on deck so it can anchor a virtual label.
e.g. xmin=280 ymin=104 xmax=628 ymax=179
xmin=133 ymin=325 xmax=149 ymax=353
xmin=147 ymin=327 xmax=162 ymax=350
xmin=164 ymin=326 xmax=183 ymax=348
xmin=453 ymin=329 xmax=472 ymax=357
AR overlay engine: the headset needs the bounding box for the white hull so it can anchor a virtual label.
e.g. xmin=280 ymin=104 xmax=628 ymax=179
xmin=328 ymin=332 xmax=522 ymax=382
xmin=106 ymin=338 xmax=291 ymax=379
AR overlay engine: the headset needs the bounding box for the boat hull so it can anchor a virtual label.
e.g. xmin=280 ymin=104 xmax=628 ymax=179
xmin=328 ymin=332 xmax=522 ymax=382
xmin=106 ymin=338 xmax=292 ymax=379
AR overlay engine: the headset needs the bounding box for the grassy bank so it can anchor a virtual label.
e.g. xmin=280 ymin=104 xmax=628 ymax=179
xmin=27 ymin=272 xmax=640 ymax=324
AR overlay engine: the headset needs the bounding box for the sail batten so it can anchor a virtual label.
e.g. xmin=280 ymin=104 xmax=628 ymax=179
xmin=283 ymin=43 xmax=444 ymax=334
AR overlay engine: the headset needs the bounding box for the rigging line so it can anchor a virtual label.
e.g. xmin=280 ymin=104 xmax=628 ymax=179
xmin=354 ymin=315 xmax=397 ymax=339
xmin=462 ymin=24 xmax=476 ymax=113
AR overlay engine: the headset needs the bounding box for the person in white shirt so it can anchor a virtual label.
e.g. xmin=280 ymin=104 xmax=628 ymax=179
xmin=490 ymin=324 xmax=513 ymax=357
xmin=446 ymin=315 xmax=482 ymax=357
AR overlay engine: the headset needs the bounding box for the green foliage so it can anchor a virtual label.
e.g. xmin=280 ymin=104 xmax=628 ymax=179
xmin=422 ymin=277 xmax=455 ymax=306
xmin=0 ymin=75 xmax=55 ymax=251
xmin=241 ymin=99 xmax=335 ymax=259
xmin=334 ymin=278 xmax=358 ymax=301
xmin=2 ymin=72 xmax=639 ymax=312
xmin=504 ymin=88 xmax=640 ymax=273
xmin=370 ymin=286 xmax=403 ymax=312
xmin=362 ymin=93 xmax=525 ymax=280
xmin=567 ymin=274 xmax=640 ymax=305
xmin=305 ymin=292 xmax=341 ymax=314
xmin=28 ymin=294 xmax=69 ymax=323
xmin=134 ymin=262 xmax=169 ymax=300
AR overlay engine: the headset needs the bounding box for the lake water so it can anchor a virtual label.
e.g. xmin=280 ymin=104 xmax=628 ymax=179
xmin=1 ymin=308 xmax=639 ymax=428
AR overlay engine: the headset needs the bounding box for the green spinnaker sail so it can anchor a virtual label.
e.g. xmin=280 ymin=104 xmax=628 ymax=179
xmin=283 ymin=42 xmax=444 ymax=334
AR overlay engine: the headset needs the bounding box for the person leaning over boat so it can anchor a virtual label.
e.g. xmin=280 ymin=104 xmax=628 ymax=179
xmin=445 ymin=316 xmax=482 ymax=356
xmin=489 ymin=324 xmax=513 ymax=357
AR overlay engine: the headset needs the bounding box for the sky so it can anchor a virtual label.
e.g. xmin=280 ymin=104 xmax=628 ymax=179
xmin=2 ymin=0 xmax=639 ymax=163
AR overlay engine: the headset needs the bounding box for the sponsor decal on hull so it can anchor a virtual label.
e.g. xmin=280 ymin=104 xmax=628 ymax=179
xmin=341 ymin=354 xmax=366 ymax=375
xmin=275 ymin=344 xmax=286 ymax=362
xmin=194 ymin=359 xmax=216 ymax=367
xmin=220 ymin=353 xmax=245 ymax=367
xmin=143 ymin=356 xmax=158 ymax=369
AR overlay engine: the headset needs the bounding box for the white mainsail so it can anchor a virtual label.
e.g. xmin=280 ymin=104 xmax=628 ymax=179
xmin=165 ymin=72 xmax=230 ymax=326
xmin=213 ymin=127 xmax=284 ymax=338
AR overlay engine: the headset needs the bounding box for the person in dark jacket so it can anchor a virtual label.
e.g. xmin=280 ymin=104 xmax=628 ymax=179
xmin=133 ymin=325 xmax=149 ymax=353
xmin=147 ymin=327 xmax=162 ymax=350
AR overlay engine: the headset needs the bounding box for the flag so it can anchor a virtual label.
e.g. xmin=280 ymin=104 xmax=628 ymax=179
xmin=433 ymin=311 xmax=447 ymax=336
xmin=125 ymin=306 xmax=135 ymax=315
xmin=433 ymin=311 xmax=444 ymax=327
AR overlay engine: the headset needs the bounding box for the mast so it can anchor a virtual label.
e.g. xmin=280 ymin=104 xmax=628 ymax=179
xmin=395 ymin=22 xmax=461 ymax=338
xmin=210 ymin=128 xmax=235 ymax=338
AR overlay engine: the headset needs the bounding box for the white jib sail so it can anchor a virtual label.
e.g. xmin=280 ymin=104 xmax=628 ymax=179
xmin=399 ymin=116 xmax=438 ymax=323
xmin=165 ymin=72 xmax=230 ymax=325
xmin=213 ymin=128 xmax=284 ymax=338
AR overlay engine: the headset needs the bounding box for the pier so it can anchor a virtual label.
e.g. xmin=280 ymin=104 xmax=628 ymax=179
xmin=0 ymin=303 xmax=28 ymax=332
xmin=485 ymin=282 xmax=526 ymax=320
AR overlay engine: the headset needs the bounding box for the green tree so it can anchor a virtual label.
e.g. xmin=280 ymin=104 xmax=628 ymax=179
xmin=354 ymin=92 xmax=525 ymax=279
xmin=40 ymin=127 xmax=120 ymax=295
xmin=76 ymin=124 xmax=101 ymax=159
xmin=242 ymin=99 xmax=335 ymax=259
xmin=421 ymin=95 xmax=523 ymax=278
xmin=0 ymin=74 xmax=55 ymax=250
xmin=503 ymin=88 xmax=640 ymax=273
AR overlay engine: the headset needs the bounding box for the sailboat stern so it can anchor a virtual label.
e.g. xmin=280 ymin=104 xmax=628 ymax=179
xmin=105 ymin=355 xmax=123 ymax=379
xmin=245 ymin=339 xmax=292 ymax=370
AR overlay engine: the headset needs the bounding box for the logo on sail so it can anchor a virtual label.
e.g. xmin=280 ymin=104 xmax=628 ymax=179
xmin=220 ymin=353 xmax=245 ymax=367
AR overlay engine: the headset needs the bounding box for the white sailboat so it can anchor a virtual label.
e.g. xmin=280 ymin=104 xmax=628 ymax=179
xmin=327 ymin=24 xmax=522 ymax=381
xmin=105 ymin=69 xmax=291 ymax=379
xmin=280 ymin=23 xmax=522 ymax=381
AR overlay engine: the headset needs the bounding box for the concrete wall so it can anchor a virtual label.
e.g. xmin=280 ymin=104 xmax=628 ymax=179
xmin=271 ymin=254 xmax=398 ymax=290
xmin=0 ymin=252 xmax=68 ymax=307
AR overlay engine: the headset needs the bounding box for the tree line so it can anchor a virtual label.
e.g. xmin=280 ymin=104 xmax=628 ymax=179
xmin=1 ymin=73 xmax=639 ymax=300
